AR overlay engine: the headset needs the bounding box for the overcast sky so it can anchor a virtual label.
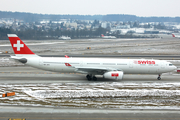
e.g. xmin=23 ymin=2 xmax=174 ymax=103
xmin=0 ymin=0 xmax=180 ymax=17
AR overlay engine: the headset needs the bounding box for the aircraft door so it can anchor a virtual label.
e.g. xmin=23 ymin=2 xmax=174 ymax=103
xmin=39 ymin=58 xmax=43 ymax=65
xmin=129 ymin=61 xmax=133 ymax=68
xmin=161 ymin=62 xmax=165 ymax=69
xmin=80 ymin=61 xmax=83 ymax=67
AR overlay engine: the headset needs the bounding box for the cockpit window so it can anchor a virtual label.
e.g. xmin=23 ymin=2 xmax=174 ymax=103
xmin=169 ymin=64 xmax=173 ymax=66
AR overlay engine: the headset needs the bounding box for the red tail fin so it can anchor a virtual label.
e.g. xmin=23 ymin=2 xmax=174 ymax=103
xmin=7 ymin=34 xmax=35 ymax=55
xmin=172 ymin=34 xmax=175 ymax=37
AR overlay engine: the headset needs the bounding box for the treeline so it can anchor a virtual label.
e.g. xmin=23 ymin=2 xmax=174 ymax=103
xmin=0 ymin=27 xmax=107 ymax=40
xmin=0 ymin=27 xmax=14 ymax=39
xmin=102 ymin=14 xmax=180 ymax=22
xmin=0 ymin=11 xmax=102 ymax=22
xmin=1 ymin=11 xmax=180 ymax=22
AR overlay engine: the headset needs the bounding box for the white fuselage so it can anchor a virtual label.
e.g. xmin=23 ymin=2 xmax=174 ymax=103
xmin=102 ymin=36 xmax=116 ymax=39
xmin=25 ymin=57 xmax=176 ymax=75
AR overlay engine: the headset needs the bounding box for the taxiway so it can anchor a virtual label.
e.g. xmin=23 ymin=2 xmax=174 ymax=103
xmin=0 ymin=106 xmax=180 ymax=120
xmin=0 ymin=66 xmax=180 ymax=83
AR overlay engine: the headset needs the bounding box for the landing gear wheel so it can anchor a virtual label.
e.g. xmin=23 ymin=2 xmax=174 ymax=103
xmin=92 ymin=76 xmax=97 ymax=81
xmin=157 ymin=77 xmax=161 ymax=80
xmin=86 ymin=75 xmax=92 ymax=81
xmin=157 ymin=74 xmax=161 ymax=80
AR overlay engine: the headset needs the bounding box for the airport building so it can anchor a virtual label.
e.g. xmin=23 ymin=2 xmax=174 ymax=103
xmin=65 ymin=23 xmax=77 ymax=29
xmin=101 ymin=22 xmax=111 ymax=29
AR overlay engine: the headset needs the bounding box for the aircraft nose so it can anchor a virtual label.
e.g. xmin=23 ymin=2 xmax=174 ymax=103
xmin=174 ymin=66 xmax=177 ymax=70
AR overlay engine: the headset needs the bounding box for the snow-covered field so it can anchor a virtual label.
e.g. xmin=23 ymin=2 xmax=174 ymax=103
xmin=0 ymin=82 xmax=180 ymax=109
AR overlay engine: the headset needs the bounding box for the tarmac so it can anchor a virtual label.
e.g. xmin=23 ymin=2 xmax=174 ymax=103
xmin=0 ymin=66 xmax=180 ymax=83
xmin=1 ymin=37 xmax=180 ymax=55
xmin=0 ymin=106 xmax=180 ymax=120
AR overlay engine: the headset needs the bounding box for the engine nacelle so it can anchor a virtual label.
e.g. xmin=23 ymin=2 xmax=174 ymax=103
xmin=103 ymin=71 xmax=124 ymax=80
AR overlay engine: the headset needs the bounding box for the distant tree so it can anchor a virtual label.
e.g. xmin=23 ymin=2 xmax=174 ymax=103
xmin=60 ymin=22 xmax=64 ymax=28
xmin=0 ymin=27 xmax=14 ymax=39
xmin=92 ymin=20 xmax=99 ymax=27
xmin=115 ymin=30 xmax=121 ymax=37
xmin=76 ymin=29 xmax=79 ymax=38
xmin=154 ymin=23 xmax=166 ymax=29
xmin=133 ymin=21 xmax=139 ymax=27
xmin=96 ymin=25 xmax=107 ymax=36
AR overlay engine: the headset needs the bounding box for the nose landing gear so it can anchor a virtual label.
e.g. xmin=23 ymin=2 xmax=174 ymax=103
xmin=157 ymin=74 xmax=161 ymax=80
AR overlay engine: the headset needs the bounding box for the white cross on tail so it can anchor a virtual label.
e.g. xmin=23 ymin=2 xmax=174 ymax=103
xmin=13 ymin=40 xmax=24 ymax=51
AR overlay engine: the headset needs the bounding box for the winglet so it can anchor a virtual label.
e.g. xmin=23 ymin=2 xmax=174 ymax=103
xmin=65 ymin=55 xmax=69 ymax=58
xmin=172 ymin=34 xmax=175 ymax=37
xmin=65 ymin=63 xmax=72 ymax=66
xmin=7 ymin=34 xmax=35 ymax=55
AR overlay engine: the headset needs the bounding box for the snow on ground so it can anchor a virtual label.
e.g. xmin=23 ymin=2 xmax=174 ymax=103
xmin=0 ymin=82 xmax=180 ymax=109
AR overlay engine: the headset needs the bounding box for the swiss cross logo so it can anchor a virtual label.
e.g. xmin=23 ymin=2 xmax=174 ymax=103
xmin=13 ymin=40 xmax=24 ymax=51
xmin=65 ymin=63 xmax=71 ymax=66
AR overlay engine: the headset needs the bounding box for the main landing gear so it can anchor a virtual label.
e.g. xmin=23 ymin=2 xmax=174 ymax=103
xmin=86 ymin=74 xmax=97 ymax=81
xmin=157 ymin=74 xmax=161 ymax=80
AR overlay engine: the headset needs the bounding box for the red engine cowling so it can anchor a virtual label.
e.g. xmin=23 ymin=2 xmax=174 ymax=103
xmin=103 ymin=71 xmax=124 ymax=80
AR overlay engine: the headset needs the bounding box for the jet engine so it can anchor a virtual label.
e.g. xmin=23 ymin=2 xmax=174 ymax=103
xmin=103 ymin=71 xmax=124 ymax=80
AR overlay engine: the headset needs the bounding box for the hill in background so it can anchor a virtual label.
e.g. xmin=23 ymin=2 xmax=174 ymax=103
xmin=0 ymin=11 xmax=180 ymax=22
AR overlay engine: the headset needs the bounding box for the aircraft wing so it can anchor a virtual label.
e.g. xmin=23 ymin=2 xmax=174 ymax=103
xmin=75 ymin=67 xmax=122 ymax=74
xmin=65 ymin=63 xmax=121 ymax=74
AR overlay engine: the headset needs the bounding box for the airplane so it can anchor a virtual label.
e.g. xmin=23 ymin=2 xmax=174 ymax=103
xmin=101 ymin=34 xmax=116 ymax=39
xmin=172 ymin=33 xmax=180 ymax=38
xmin=8 ymin=34 xmax=177 ymax=81
xmin=59 ymin=36 xmax=71 ymax=40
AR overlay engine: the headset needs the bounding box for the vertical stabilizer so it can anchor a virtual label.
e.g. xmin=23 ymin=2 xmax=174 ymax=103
xmin=7 ymin=34 xmax=36 ymax=56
